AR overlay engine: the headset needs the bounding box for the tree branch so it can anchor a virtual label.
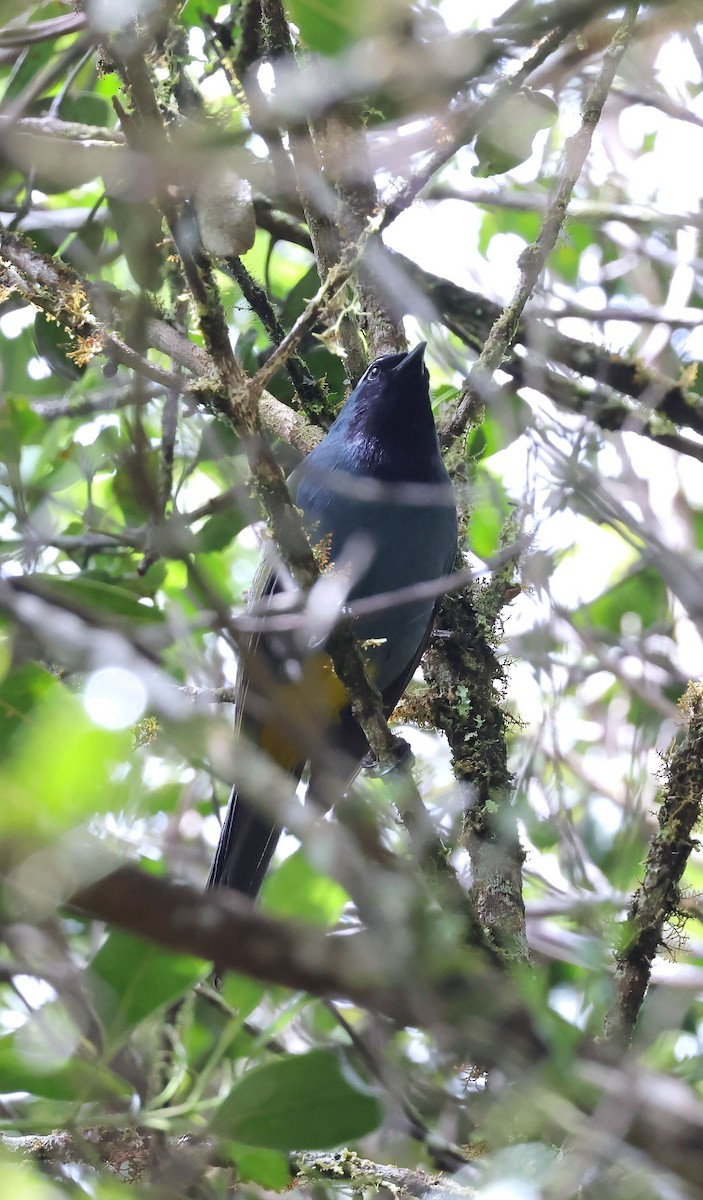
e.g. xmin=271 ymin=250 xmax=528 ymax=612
xmin=63 ymin=862 xmax=544 ymax=1069
xmin=294 ymin=1151 xmax=474 ymax=1197
xmin=389 ymin=251 xmax=703 ymax=443
xmin=423 ymin=560 xmax=528 ymax=963
xmin=381 ymin=24 xmax=569 ymax=234
xmin=0 ymin=227 xmax=320 ymax=453
xmin=421 ymin=182 xmax=703 ymax=233
xmin=441 ymin=2 xmax=641 ymax=448
xmin=604 ymin=681 xmax=703 ymax=1046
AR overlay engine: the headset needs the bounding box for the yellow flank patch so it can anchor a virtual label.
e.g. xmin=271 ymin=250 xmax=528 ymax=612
xmin=257 ymin=651 xmax=350 ymax=769
xmin=256 ymin=647 xmax=382 ymax=769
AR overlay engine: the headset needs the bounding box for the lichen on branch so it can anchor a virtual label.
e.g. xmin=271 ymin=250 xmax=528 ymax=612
xmin=605 ymin=680 xmax=703 ymax=1045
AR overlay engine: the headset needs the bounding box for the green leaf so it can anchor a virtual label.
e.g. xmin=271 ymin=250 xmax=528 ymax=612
xmin=474 ymin=89 xmax=558 ymax=177
xmin=477 ymin=205 xmax=541 ymax=256
xmin=552 ymin=220 xmax=592 ymax=283
xmin=220 ymin=972 xmax=265 ymax=1021
xmin=261 ymin=850 xmax=349 ymax=926
xmin=0 ymin=1028 xmax=131 ymax=1102
xmin=0 ymin=1155 xmax=117 ymax=1198
xmin=2 ymin=38 xmax=56 ymax=106
xmin=228 ymin=1143 xmax=291 ymax=1188
xmin=88 ymin=929 xmax=206 ymax=1047
xmin=0 ymin=663 xmax=56 ymax=758
xmin=466 ymin=469 xmax=511 ymax=559
xmin=181 ymin=0 xmax=221 ymax=25
xmin=194 ymin=418 xmax=241 ymax=463
xmin=286 ymin=0 xmax=371 ymax=55
xmin=212 ymin=1048 xmax=381 ymax=1150
xmin=0 ymin=683 xmax=131 ymax=835
xmin=106 ymin=193 xmax=163 ymax=291
xmin=466 ymin=399 xmax=530 ymax=464
xmin=600 ymin=821 xmax=649 ymax=891
xmin=29 ymin=575 xmax=165 ymax=624
xmin=58 ymin=91 xmax=111 ymax=128
xmin=111 ymin=449 xmax=161 ymax=523
xmin=277 ymin=262 xmax=321 ymax=325
xmin=199 ymin=508 xmax=247 ymax=552
xmin=0 ymin=397 xmax=45 ymax=462
xmin=33 ymin=312 xmax=85 ymax=381
xmin=575 ymin=566 xmax=669 ymax=634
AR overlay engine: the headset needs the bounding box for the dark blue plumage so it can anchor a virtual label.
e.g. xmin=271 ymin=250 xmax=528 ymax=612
xmin=208 ymin=342 xmax=457 ymax=897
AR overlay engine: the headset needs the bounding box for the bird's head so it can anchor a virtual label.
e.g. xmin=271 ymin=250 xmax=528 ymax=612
xmin=342 ymin=342 xmax=433 ymax=436
xmin=354 ymin=341 xmax=429 ymax=404
xmin=324 ymin=342 xmax=441 ymax=480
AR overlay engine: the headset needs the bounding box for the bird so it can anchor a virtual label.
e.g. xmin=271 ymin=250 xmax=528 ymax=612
xmin=207 ymin=341 xmax=458 ymax=898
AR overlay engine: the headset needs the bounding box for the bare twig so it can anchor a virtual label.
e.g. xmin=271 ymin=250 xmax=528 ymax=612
xmin=381 ymin=24 xmax=569 ymax=233
xmin=441 ymin=2 xmax=642 ymax=448
xmin=422 ymin=183 xmax=703 ymax=233
xmin=0 ymin=13 xmax=86 ymax=50
xmin=0 ymin=113 xmax=123 ymax=143
xmin=245 ymin=236 xmax=376 ymax=403
xmin=524 ymin=300 xmax=703 ymax=329
xmin=223 ymin=256 xmax=329 ymax=420
xmin=29 ymin=384 xmax=159 ymax=421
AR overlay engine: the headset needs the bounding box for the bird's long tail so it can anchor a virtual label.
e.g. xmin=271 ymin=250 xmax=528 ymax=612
xmin=206 ymin=684 xmax=388 ymax=899
xmin=206 ymin=789 xmax=281 ymax=898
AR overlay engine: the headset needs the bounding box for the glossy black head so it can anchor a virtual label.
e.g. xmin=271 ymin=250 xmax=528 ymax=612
xmin=321 ymin=342 xmax=443 ymax=482
xmin=357 ymin=341 xmax=430 ymax=392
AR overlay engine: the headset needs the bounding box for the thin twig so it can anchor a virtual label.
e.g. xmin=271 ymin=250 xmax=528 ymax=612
xmin=422 ymin=183 xmax=703 ymax=232
xmin=381 ymin=25 xmax=569 ymax=233
xmin=245 ymin=236 xmax=376 ymax=405
xmin=441 ymin=2 xmax=642 ymax=449
xmin=223 ymin=256 xmax=329 ymax=419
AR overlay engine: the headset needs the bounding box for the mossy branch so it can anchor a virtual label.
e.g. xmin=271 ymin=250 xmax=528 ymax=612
xmin=423 ymin=555 xmax=527 ymax=964
xmin=604 ymin=681 xmax=703 ymax=1046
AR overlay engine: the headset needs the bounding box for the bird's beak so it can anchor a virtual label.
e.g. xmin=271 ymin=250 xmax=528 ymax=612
xmin=394 ymin=341 xmax=427 ymax=374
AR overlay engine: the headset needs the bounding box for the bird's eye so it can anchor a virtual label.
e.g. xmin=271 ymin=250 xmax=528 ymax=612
xmin=367 ymin=365 xmax=380 ymax=379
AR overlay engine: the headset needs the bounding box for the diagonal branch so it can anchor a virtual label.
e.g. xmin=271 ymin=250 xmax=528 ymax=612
xmin=441 ymin=2 xmax=642 ymax=449
xmin=62 ymin=861 xmax=545 ymax=1069
xmin=390 ymin=251 xmax=703 ymax=443
xmin=381 ymin=24 xmax=569 ymax=233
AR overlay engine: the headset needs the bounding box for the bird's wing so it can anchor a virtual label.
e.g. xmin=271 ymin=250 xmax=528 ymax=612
xmin=232 ymin=536 xmax=280 ymax=736
xmin=208 ymin=540 xmax=301 ymax=896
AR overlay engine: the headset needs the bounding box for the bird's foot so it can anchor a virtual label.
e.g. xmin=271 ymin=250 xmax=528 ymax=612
xmin=361 ymin=735 xmax=415 ymax=776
